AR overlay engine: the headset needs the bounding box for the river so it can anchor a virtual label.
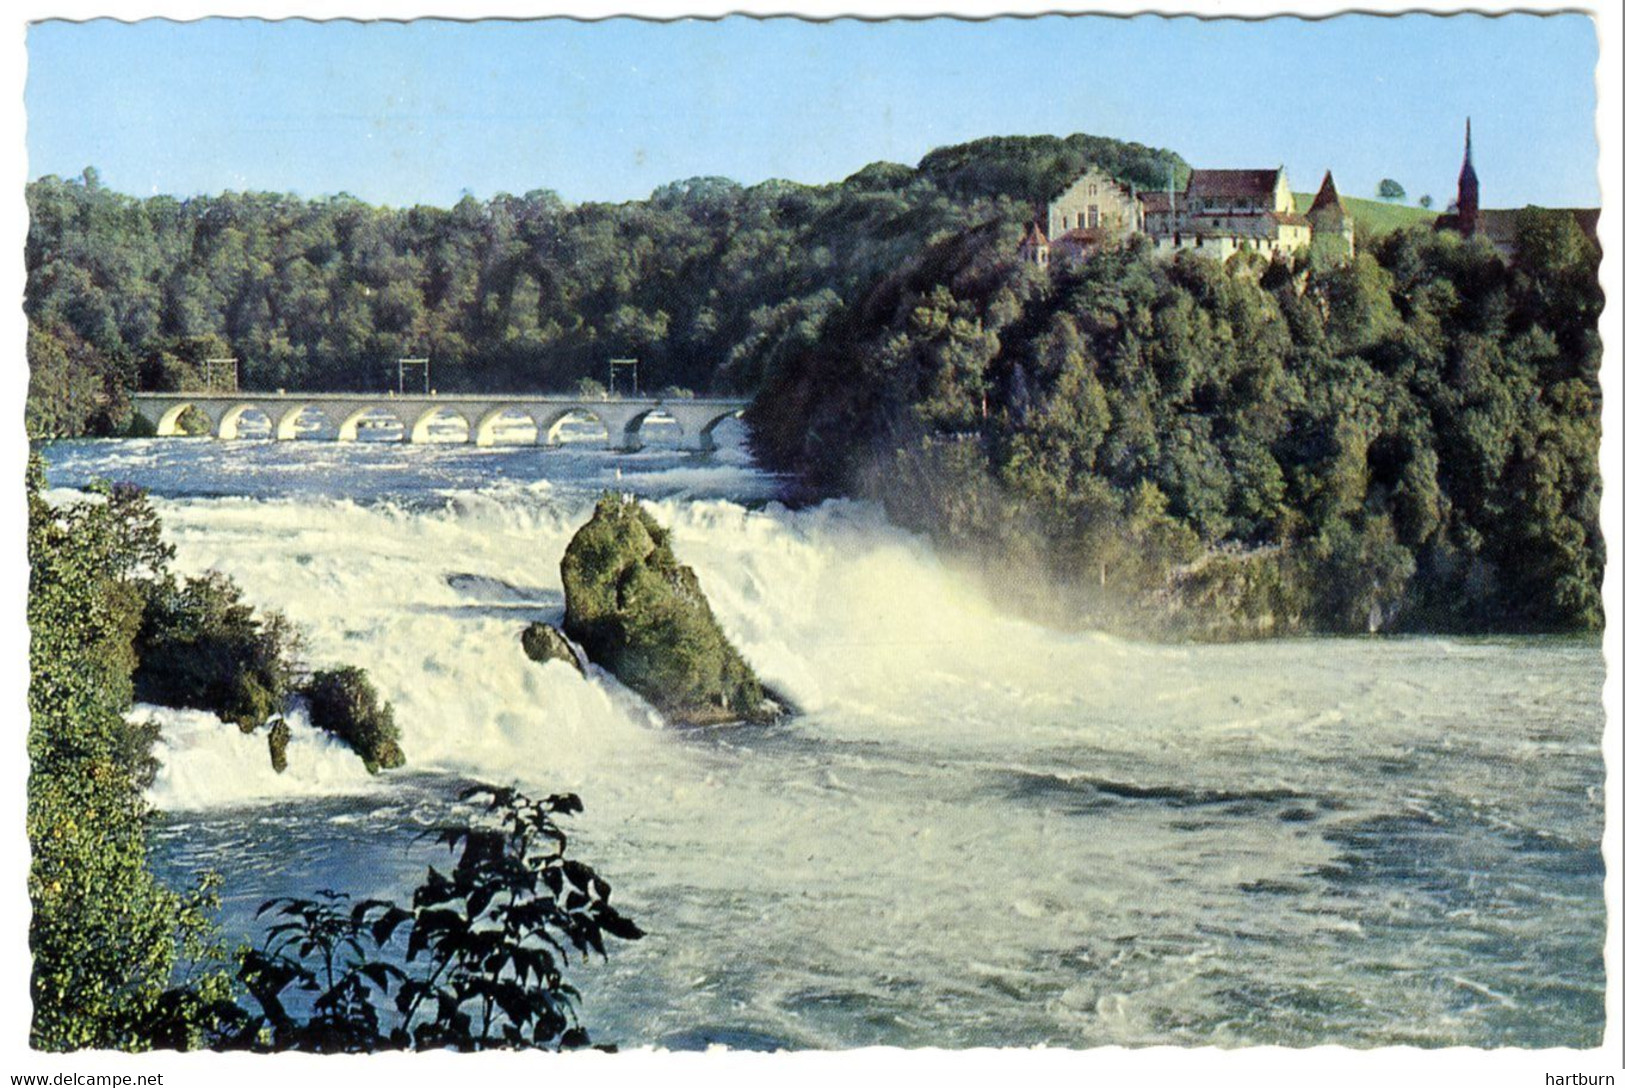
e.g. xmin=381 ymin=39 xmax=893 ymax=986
xmin=39 ymin=428 xmax=1605 ymax=1049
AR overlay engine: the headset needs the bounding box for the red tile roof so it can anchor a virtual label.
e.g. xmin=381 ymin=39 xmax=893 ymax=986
xmin=1186 ymin=168 xmax=1282 ymax=200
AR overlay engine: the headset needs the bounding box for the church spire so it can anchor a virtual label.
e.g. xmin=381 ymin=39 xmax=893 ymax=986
xmin=1456 ymin=116 xmax=1480 ymax=235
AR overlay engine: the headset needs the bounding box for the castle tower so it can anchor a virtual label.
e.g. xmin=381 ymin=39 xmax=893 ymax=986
xmin=1307 ymin=170 xmax=1355 ymax=260
xmin=1456 ymin=117 xmax=1480 ymax=236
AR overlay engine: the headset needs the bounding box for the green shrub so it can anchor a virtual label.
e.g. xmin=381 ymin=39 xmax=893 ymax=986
xmin=134 ymin=572 xmax=299 ymax=732
xmin=303 ymin=667 xmax=405 ymax=773
xmin=27 ymin=457 xmax=234 ymax=1050
xmin=124 ymin=411 xmax=157 ymax=437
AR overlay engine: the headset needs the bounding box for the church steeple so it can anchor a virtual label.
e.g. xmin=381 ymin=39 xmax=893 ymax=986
xmin=1456 ymin=117 xmax=1480 ymax=235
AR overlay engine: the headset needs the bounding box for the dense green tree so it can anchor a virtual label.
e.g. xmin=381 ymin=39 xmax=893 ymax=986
xmin=27 ymin=458 xmax=234 ymax=1049
xmin=25 ymin=133 xmax=1178 ymax=432
xmin=27 ymin=321 xmax=106 ymax=438
xmin=752 ymin=205 xmax=1602 ymax=635
xmin=134 ymin=572 xmax=300 ymax=732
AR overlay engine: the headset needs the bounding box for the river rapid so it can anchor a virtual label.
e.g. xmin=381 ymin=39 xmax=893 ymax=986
xmin=41 ymin=429 xmax=1605 ymax=1050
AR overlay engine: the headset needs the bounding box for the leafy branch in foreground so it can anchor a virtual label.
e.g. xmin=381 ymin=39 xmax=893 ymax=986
xmin=232 ymin=785 xmax=642 ymax=1052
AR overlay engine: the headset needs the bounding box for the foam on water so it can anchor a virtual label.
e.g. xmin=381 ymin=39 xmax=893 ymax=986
xmin=143 ymin=703 xmax=380 ymax=809
xmin=40 ymin=438 xmax=1606 ymax=1048
xmin=142 ymin=489 xmax=673 ymax=802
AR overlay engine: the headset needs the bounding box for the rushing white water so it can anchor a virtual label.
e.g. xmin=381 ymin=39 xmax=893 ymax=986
xmin=42 ymin=435 xmax=1606 ymax=1049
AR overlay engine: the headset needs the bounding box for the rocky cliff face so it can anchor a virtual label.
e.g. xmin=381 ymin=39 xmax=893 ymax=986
xmin=561 ymin=494 xmax=777 ymax=726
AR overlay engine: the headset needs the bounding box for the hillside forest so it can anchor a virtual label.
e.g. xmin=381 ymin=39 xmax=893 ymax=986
xmin=25 ymin=132 xmax=1604 ymax=636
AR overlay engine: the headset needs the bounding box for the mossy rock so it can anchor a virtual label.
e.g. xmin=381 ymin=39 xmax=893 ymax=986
xmin=561 ymin=494 xmax=776 ymax=726
xmin=521 ymin=622 xmax=584 ymax=673
xmin=303 ymin=666 xmax=405 ymax=774
xmin=267 ymin=719 xmax=291 ymax=774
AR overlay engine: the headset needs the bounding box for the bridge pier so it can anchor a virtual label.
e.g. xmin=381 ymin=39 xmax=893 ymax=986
xmin=592 ymin=405 xmax=645 ymax=452
xmin=666 ymin=403 xmax=734 ymax=452
xmin=264 ymin=405 xmax=301 ymax=440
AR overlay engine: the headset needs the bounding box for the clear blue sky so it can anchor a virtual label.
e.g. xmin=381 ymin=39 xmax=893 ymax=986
xmin=25 ymin=13 xmax=1600 ymax=209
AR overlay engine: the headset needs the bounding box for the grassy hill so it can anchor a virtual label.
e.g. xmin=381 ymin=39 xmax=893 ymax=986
xmin=1294 ymin=192 xmax=1439 ymax=238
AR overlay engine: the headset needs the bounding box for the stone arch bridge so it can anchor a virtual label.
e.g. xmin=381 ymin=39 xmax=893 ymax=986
xmin=130 ymin=392 xmax=751 ymax=452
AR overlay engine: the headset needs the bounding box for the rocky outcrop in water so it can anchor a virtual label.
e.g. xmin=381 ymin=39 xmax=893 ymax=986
xmin=520 ymin=622 xmax=584 ymax=674
xmin=303 ymin=666 xmax=406 ymax=774
xmin=267 ymin=718 xmax=291 ymax=774
xmin=561 ymin=493 xmax=778 ymax=726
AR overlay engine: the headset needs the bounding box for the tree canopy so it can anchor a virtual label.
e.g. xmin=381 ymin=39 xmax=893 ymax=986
xmin=25 ymin=133 xmax=1187 ymax=437
xmin=749 ymin=214 xmax=1603 ymax=636
xmin=25 ymin=133 xmax=1602 ymax=635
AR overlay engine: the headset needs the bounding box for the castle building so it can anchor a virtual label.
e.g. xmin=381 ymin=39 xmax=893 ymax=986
xmin=1138 ymin=190 xmax=1178 ymax=236
xmin=1046 ymin=168 xmax=1144 ymax=261
xmin=1037 ymin=162 xmax=1327 ymax=266
xmin=1146 ymin=167 xmax=1312 ymax=262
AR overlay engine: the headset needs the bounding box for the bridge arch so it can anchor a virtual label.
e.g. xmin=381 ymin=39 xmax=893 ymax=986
xmin=696 ymin=410 xmax=743 ymax=449
xmin=337 ymin=406 xmax=406 ymax=442
xmin=537 ymin=407 xmax=611 ymax=446
xmin=473 ymin=407 xmax=541 ymax=447
xmin=275 ymin=404 xmax=333 ymax=441
xmin=408 ymin=405 xmax=472 ymax=444
xmin=664 ymin=403 xmax=746 ymax=452
xmin=154 ymin=401 xmax=203 ymax=437
xmin=622 ymin=407 xmax=687 ymax=448
xmin=216 ymin=403 xmax=274 ymax=440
